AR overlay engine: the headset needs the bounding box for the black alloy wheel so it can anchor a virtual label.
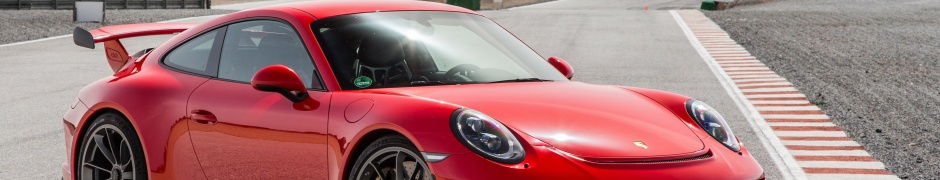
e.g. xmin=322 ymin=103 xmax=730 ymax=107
xmin=77 ymin=113 xmax=147 ymax=180
xmin=349 ymin=135 xmax=432 ymax=180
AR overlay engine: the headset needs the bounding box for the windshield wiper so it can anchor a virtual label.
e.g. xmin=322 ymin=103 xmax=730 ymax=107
xmin=409 ymin=81 xmax=457 ymax=86
xmin=486 ymin=78 xmax=553 ymax=84
xmin=367 ymin=81 xmax=456 ymax=89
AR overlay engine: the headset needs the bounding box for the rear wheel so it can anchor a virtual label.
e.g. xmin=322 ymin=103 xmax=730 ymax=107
xmin=348 ymin=135 xmax=433 ymax=180
xmin=76 ymin=113 xmax=147 ymax=180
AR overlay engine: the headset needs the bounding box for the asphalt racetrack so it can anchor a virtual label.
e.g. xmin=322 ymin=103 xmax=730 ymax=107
xmin=706 ymin=0 xmax=940 ymax=178
xmin=0 ymin=0 xmax=790 ymax=179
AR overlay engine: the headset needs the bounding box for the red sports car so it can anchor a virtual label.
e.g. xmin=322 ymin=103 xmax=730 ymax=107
xmin=62 ymin=0 xmax=763 ymax=179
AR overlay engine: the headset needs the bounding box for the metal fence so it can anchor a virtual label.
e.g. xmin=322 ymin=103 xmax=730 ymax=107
xmin=0 ymin=0 xmax=210 ymax=9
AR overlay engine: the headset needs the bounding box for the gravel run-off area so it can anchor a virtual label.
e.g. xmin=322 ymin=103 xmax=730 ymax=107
xmin=704 ymin=0 xmax=940 ymax=178
xmin=0 ymin=9 xmax=235 ymax=45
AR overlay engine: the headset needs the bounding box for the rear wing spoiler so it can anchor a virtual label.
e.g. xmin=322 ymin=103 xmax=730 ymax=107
xmin=73 ymin=23 xmax=197 ymax=72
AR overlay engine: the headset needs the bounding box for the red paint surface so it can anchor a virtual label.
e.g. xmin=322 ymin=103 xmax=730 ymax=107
xmin=102 ymin=40 xmax=129 ymax=72
xmin=363 ymin=83 xmax=706 ymax=160
xmin=62 ymin=1 xmax=763 ymax=179
xmin=548 ymin=56 xmax=574 ymax=79
xmin=251 ymin=65 xmax=307 ymax=91
xmin=187 ymin=79 xmax=332 ymax=179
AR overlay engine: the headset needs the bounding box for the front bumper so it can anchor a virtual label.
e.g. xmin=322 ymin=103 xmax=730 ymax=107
xmin=428 ymin=139 xmax=764 ymax=180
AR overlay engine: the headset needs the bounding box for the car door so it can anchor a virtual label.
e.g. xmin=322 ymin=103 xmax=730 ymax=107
xmin=186 ymin=19 xmax=331 ymax=179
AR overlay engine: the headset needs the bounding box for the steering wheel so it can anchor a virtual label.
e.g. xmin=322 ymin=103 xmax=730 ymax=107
xmin=443 ymin=64 xmax=481 ymax=82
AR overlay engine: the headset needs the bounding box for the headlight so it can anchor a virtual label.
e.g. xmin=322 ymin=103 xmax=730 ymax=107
xmin=451 ymin=109 xmax=525 ymax=164
xmin=686 ymin=100 xmax=741 ymax=152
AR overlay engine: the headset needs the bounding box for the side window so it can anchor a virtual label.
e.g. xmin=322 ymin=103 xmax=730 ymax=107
xmin=218 ymin=20 xmax=322 ymax=89
xmin=164 ymin=29 xmax=222 ymax=76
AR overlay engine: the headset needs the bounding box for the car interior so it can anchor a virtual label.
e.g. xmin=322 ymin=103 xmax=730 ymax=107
xmin=321 ymin=25 xmax=530 ymax=89
xmin=312 ymin=11 xmax=580 ymax=91
xmin=322 ymin=28 xmax=448 ymax=89
xmin=218 ymin=21 xmax=320 ymax=89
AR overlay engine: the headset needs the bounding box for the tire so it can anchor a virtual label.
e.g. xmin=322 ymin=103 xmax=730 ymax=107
xmin=348 ymin=135 xmax=433 ymax=180
xmin=76 ymin=113 xmax=148 ymax=180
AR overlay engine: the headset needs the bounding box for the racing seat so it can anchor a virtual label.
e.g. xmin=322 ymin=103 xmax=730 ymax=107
xmin=356 ymin=32 xmax=412 ymax=86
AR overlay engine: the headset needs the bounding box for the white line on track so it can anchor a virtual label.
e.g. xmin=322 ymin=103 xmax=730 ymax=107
xmin=768 ymin=122 xmax=836 ymax=127
xmin=670 ymin=10 xmax=804 ymax=180
xmin=719 ymin=60 xmax=764 ymax=64
xmin=797 ymin=161 xmax=886 ymax=169
xmin=806 ymin=174 xmax=899 ymax=180
xmin=750 ymin=100 xmax=812 ymax=105
xmin=722 ymin=64 xmax=768 ymax=68
xmin=0 ymin=14 xmax=222 ymax=48
xmin=741 ymin=87 xmax=800 ymax=93
xmin=709 ymin=52 xmax=750 ymax=55
xmin=738 ymin=82 xmax=793 ymax=87
xmin=790 ymin=150 xmax=872 ymax=156
xmin=782 ymin=140 xmax=861 ymax=146
xmin=723 ymin=67 xmax=771 ymax=71
xmin=733 ymin=78 xmax=790 ymax=83
xmin=705 ymin=46 xmax=747 ymax=49
xmin=764 ymin=114 xmax=830 ymax=119
xmin=0 ymin=34 xmax=72 ymax=48
xmin=776 ymin=131 xmax=847 ymax=137
xmin=726 ymin=71 xmax=777 ymax=75
xmin=708 ymin=48 xmax=747 ymax=51
xmin=730 ymin=74 xmax=783 ymax=79
xmin=755 ymin=106 xmax=820 ymax=111
xmin=712 ymin=56 xmax=757 ymax=59
xmin=746 ymin=94 xmax=807 ymax=98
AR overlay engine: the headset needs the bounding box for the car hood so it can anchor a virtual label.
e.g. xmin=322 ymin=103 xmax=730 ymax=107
xmin=365 ymin=82 xmax=705 ymax=160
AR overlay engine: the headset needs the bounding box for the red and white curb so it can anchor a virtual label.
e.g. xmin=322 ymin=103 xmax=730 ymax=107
xmin=671 ymin=10 xmax=899 ymax=180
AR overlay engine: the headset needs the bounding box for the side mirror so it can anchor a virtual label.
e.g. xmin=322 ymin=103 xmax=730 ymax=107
xmin=251 ymin=65 xmax=310 ymax=103
xmin=548 ymin=56 xmax=573 ymax=79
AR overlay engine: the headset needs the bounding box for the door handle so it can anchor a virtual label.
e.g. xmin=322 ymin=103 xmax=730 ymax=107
xmin=190 ymin=110 xmax=217 ymax=125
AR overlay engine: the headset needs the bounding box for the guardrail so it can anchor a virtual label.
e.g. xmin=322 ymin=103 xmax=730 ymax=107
xmin=0 ymin=0 xmax=210 ymax=10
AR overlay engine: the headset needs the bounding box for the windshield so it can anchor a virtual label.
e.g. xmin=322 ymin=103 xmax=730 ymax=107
xmin=312 ymin=11 xmax=568 ymax=89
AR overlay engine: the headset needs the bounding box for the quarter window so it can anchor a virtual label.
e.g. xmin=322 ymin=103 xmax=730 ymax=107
xmin=164 ymin=29 xmax=222 ymax=76
xmin=218 ymin=20 xmax=321 ymax=89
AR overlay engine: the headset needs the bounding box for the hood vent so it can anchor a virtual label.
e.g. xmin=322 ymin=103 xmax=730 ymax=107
xmin=601 ymin=150 xmax=714 ymax=164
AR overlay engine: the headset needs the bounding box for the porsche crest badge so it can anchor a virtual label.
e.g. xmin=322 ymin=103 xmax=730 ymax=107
xmin=634 ymin=141 xmax=649 ymax=149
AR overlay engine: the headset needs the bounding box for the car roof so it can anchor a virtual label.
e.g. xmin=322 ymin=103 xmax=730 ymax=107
xmin=258 ymin=0 xmax=480 ymax=19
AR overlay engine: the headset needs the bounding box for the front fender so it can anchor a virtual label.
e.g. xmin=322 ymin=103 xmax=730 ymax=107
xmin=328 ymin=91 xmax=469 ymax=179
xmin=620 ymin=87 xmax=721 ymax=141
xmin=620 ymin=87 xmax=693 ymax=125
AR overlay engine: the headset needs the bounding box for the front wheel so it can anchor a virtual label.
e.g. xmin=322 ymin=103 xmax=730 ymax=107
xmin=348 ymin=135 xmax=433 ymax=180
xmin=76 ymin=113 xmax=147 ymax=180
